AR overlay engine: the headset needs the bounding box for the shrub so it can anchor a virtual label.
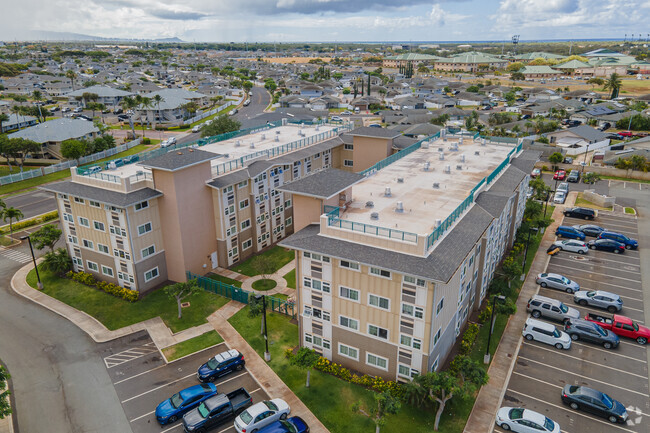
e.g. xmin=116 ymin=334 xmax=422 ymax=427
xmin=0 ymin=211 xmax=59 ymax=235
xmin=459 ymin=323 xmax=480 ymax=355
xmin=478 ymin=304 xmax=492 ymax=324
xmin=142 ymin=137 xmax=151 ymax=144
xmin=66 ymin=270 xmax=139 ymax=302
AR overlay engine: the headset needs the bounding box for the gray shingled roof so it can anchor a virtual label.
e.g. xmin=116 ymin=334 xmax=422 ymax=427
xmin=487 ymin=165 xmax=527 ymax=193
xmin=509 ymin=149 xmax=542 ymax=174
xmin=475 ymin=191 xmax=511 ymax=217
xmin=8 ymin=118 xmax=99 ymax=143
xmin=66 ymin=85 xmax=133 ymax=98
xmin=348 ymin=126 xmax=402 ymax=139
xmin=560 ymin=125 xmax=608 ymax=142
xmin=277 ymin=168 xmax=365 ymax=199
xmin=139 ymin=148 xmax=219 ymax=172
xmin=40 ymin=181 xmax=161 ymax=208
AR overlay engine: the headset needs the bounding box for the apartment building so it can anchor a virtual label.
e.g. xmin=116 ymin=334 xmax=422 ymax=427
xmin=41 ymin=122 xmax=417 ymax=292
xmin=279 ymin=134 xmax=539 ymax=381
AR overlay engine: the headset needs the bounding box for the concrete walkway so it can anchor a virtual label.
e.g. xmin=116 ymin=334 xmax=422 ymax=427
xmin=213 ymin=259 xmax=296 ymax=298
xmin=0 ymin=415 xmax=13 ymax=433
xmin=208 ymin=301 xmax=329 ymax=433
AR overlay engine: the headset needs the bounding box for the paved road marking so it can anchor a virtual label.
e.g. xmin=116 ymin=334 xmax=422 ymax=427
xmin=550 ymin=255 xmax=641 ymax=273
xmin=114 ymin=364 xmax=166 ymax=385
xmin=570 ymin=341 xmax=648 ymax=363
xmin=551 ymin=253 xmax=640 ymax=267
xmin=544 ymin=274 xmax=644 ymax=295
xmin=104 ymin=342 xmax=158 ymax=368
xmin=548 ymin=263 xmax=642 ymax=283
xmin=0 ymin=247 xmax=33 ymax=264
xmin=130 ymin=410 xmax=154 ymax=423
xmin=537 ymin=288 xmax=646 ymax=319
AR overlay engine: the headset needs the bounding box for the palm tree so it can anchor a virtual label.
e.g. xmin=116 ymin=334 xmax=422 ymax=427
xmin=32 ymin=90 xmax=44 ymax=123
xmin=152 ymin=94 xmax=165 ymax=129
xmin=604 ymin=73 xmax=622 ymax=99
xmin=0 ymin=113 xmax=9 ymax=133
xmin=2 ymin=207 xmax=23 ymax=239
xmin=120 ymin=96 xmax=138 ymax=139
xmin=10 ymin=105 xmax=23 ymax=130
xmin=66 ymin=70 xmax=77 ymax=91
xmin=41 ymin=248 xmax=72 ymax=276
xmin=136 ymin=96 xmax=153 ymax=138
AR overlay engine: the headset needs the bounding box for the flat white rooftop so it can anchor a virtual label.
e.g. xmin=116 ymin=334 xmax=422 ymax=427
xmin=339 ymin=137 xmax=513 ymax=235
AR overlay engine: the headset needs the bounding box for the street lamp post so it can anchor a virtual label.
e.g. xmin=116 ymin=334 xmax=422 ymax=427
xmin=20 ymin=235 xmax=42 ymax=290
xmin=256 ymin=294 xmax=271 ymax=361
xmin=484 ymin=295 xmax=506 ymax=364
xmin=522 ymin=226 xmax=540 ymax=278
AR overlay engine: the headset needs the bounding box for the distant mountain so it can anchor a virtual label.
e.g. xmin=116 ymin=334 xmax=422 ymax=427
xmin=21 ymin=30 xmax=184 ymax=43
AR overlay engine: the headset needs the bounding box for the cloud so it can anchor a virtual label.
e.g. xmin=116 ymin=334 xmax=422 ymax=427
xmin=148 ymin=9 xmax=209 ymax=20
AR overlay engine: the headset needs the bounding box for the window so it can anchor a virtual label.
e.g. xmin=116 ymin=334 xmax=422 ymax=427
xmin=284 ymin=199 xmax=292 ymax=208
xmin=86 ymin=261 xmax=99 ymax=272
xmin=312 ymin=308 xmax=330 ymax=322
xmin=144 ymin=267 xmax=159 ymax=282
xmin=338 ymin=344 xmax=359 ymax=360
xmin=82 ymin=239 xmax=94 ymax=249
xmin=436 ymin=298 xmax=444 ymax=316
xmin=339 ymin=286 xmax=359 ymax=301
xmin=368 ymin=294 xmax=390 ymax=311
xmin=366 ymin=353 xmax=388 ymax=370
xmin=344 ymin=144 xmax=354 ymax=151
xmin=134 ymin=200 xmax=149 ymax=211
xmin=63 ymin=213 xmax=73 ymax=223
xmin=303 ymin=252 xmax=311 ymax=258
xmin=370 ymin=267 xmax=391 ymax=279
xmin=404 ymin=275 xmax=426 ymax=286
xmin=101 ymin=265 xmax=114 ymax=277
xmin=402 ymin=303 xmax=424 ymax=319
xmin=312 ymin=335 xmax=330 ymax=349
xmin=73 ymin=197 xmax=85 ymax=204
xmin=141 ymin=245 xmax=155 ymax=259
xmin=238 ymin=180 xmax=248 ymax=189
xmin=340 ymin=260 xmax=360 ymax=271
xmin=285 ymin=217 xmax=292 ymax=226
xmin=68 ymin=235 xmax=78 ymax=244
xmin=137 ymin=222 xmax=152 ymax=236
xmin=97 ymin=243 xmax=109 ymax=254
xmin=398 ymin=364 xmax=411 ymax=377
xmin=311 ymin=279 xmax=330 ymax=293
xmin=78 ymin=217 xmax=89 ymax=227
xmin=93 ymin=221 xmax=105 ymax=231
xmin=433 ymin=328 xmax=441 ymax=346
xmin=368 ymin=324 xmax=389 ymax=340
xmin=241 ymin=219 xmax=251 ymax=230
xmin=431 ymin=356 xmax=440 ymax=372
xmin=242 ymin=239 xmax=253 ymax=250
xmin=344 ymin=159 xmax=354 ymax=167
xmin=239 ymin=198 xmax=249 ymax=210
xmin=89 ymin=200 xmax=101 ymax=208
xmin=339 ymin=315 xmax=359 ymax=331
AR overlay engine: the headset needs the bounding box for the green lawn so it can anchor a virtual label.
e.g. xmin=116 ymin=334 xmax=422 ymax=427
xmin=26 ymin=267 xmax=230 ymax=333
xmin=252 ymin=279 xmax=277 ymax=291
xmin=206 ymin=273 xmax=242 ymax=288
xmin=625 ymin=207 xmax=636 ymax=214
xmin=272 ymin=293 xmax=289 ymax=301
xmin=575 ymin=193 xmax=613 ymax=211
xmin=283 ymin=269 xmax=296 ymax=289
xmin=229 ymin=307 xmax=466 ymax=433
xmin=162 ymin=330 xmax=224 ymax=362
xmin=232 ymin=246 xmax=295 ymax=277
xmin=0 ymin=165 xmax=42 ymax=177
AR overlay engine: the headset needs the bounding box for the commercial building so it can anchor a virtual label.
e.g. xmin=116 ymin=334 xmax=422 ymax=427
xmin=279 ymin=133 xmax=539 ymax=381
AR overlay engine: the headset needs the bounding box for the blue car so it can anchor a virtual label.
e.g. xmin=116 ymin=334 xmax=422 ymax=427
xmin=197 ymin=349 xmax=245 ymax=382
xmin=555 ymin=226 xmax=586 ymax=240
xmin=156 ymin=383 xmax=218 ymax=425
xmin=598 ymin=231 xmax=638 ymax=250
xmin=257 ymin=416 xmax=310 ymax=433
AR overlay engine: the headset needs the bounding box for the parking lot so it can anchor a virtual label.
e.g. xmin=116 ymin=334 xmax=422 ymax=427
xmin=497 ymin=211 xmax=650 ymax=433
xmin=100 ymin=331 xmax=269 ymax=433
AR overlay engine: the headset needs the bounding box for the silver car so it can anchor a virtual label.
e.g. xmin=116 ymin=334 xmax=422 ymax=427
xmin=552 ymin=240 xmax=588 ymax=254
xmin=553 ymin=191 xmax=567 ymax=204
xmin=574 ymin=290 xmax=623 ymax=313
xmin=536 ymin=273 xmax=581 ymax=294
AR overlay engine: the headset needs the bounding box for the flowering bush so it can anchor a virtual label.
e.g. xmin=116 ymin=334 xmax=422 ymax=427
xmin=478 ymin=304 xmax=492 ymax=324
xmin=66 ymin=271 xmax=139 ymax=302
xmin=459 ymin=323 xmax=480 ymax=355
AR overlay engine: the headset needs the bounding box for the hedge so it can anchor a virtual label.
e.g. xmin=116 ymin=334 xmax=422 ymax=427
xmin=66 ymin=270 xmax=139 ymax=302
xmin=459 ymin=323 xmax=480 ymax=355
xmin=0 ymin=211 xmax=59 ymax=235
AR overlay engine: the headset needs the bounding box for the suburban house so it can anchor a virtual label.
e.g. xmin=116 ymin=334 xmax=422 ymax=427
xmin=8 ymin=118 xmax=100 ymax=160
xmin=544 ymin=124 xmax=608 ymax=147
xmin=1 ymin=113 xmax=38 ymax=133
xmin=66 ymin=85 xmax=134 ymax=109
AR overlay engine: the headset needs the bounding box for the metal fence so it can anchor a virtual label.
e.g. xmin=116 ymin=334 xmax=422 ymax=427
xmin=188 ymin=271 xmax=296 ymax=318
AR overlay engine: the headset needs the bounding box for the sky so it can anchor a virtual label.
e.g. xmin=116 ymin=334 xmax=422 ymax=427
xmin=2 ymin=0 xmax=650 ymax=43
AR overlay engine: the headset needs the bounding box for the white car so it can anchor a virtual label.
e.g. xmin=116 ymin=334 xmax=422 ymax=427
xmin=553 ymin=191 xmax=566 ymax=204
xmin=552 ymin=240 xmax=588 ymax=254
xmin=330 ymin=116 xmax=343 ymax=122
xmin=523 ymin=318 xmax=571 ymax=350
xmin=234 ymin=399 xmax=290 ymax=433
xmin=192 ymin=125 xmax=201 ymax=133
xmin=496 ymin=407 xmax=560 ymax=433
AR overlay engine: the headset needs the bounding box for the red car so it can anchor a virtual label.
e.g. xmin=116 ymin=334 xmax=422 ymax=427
xmin=553 ymin=169 xmax=566 ymax=180
xmin=585 ymin=313 xmax=650 ymax=345
xmin=618 ymin=130 xmax=633 ymax=137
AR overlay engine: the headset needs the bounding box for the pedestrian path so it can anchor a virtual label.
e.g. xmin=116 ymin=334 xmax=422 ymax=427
xmin=212 ymin=259 xmax=297 ymax=297
xmin=0 ymin=246 xmax=32 ymax=264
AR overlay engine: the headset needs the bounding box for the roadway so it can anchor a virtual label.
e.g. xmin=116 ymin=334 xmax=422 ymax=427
xmin=2 ymin=189 xmax=57 ymax=219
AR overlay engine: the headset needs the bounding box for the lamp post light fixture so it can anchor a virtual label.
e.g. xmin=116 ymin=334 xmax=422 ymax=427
xmin=20 ymin=235 xmax=43 ymax=290
xmin=484 ymin=295 xmax=506 ymax=364
xmin=255 ymin=294 xmax=271 ymax=361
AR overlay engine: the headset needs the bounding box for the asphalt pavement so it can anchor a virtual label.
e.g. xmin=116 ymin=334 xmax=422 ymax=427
xmin=2 ymin=189 xmax=57 ymax=219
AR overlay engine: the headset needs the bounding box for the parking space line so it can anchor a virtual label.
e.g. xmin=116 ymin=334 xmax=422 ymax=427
xmin=548 ymin=263 xmax=642 ymax=283
xmin=114 ymin=364 xmax=166 ymax=385
xmin=160 ymin=423 xmax=182 ymax=432
xmin=549 ymin=257 xmax=642 ymax=275
xmin=505 ymin=389 xmax=638 ymax=433
xmin=537 ymin=289 xmax=646 ymax=319
xmin=551 ymin=254 xmax=640 ymax=268
xmin=514 ymin=360 xmax=649 ymax=397
xmin=547 ymin=275 xmax=644 ymax=294
xmin=571 ymin=341 xmax=648 ymax=363
xmin=130 ymin=410 xmax=154 ymax=423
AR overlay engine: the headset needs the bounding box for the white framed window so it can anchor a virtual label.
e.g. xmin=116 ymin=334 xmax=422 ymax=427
xmin=82 ymin=239 xmax=93 ymax=249
xmin=340 ymin=260 xmax=360 ymax=271
xmin=134 ymin=200 xmax=149 ymax=211
xmin=303 ymin=277 xmax=312 ymax=288
xmin=93 ymin=221 xmax=105 ymax=231
xmin=86 ymin=261 xmax=99 ymax=272
xmin=431 ymin=356 xmax=440 ymax=372
xmin=284 ymin=199 xmax=292 ymax=208
xmin=312 ymin=335 xmax=330 ymax=349
xmin=402 ymin=303 xmax=424 ymax=319
xmin=239 ymin=198 xmax=249 ymax=210
xmin=78 ymin=217 xmax=89 ymax=227
xmin=366 ymin=353 xmax=388 ymax=371
xmin=68 ymin=235 xmax=78 ymax=244
xmin=433 ymin=328 xmax=441 ymax=346
xmin=73 ymin=197 xmax=85 ymax=204
xmin=303 ymin=252 xmax=311 ymax=258
xmin=312 ymin=307 xmax=330 ymax=322
xmin=101 ymin=265 xmax=114 ymax=277
xmin=311 ymin=279 xmax=330 ymax=293
xmin=285 ymin=217 xmax=292 ymax=226
xmin=72 ymin=256 xmax=83 ymax=267
xmin=404 ymin=275 xmax=426 ymax=286
xmin=338 ymin=343 xmax=359 ymax=361
xmin=237 ymin=180 xmax=248 ymax=189
xmin=141 ymin=245 xmax=155 ymax=259
xmin=63 ymin=213 xmax=73 ymax=223
xmin=339 ymin=286 xmax=359 ymax=302
xmin=89 ymin=200 xmax=101 ymax=208
xmin=97 ymin=243 xmax=110 ymax=254
xmin=368 ymin=294 xmax=390 ymax=311
xmin=400 ymin=334 xmax=422 ymax=350
xmin=368 ymin=324 xmax=389 ymax=340
xmin=344 ymin=159 xmax=353 ymax=167
xmin=305 ymin=333 xmax=313 ymax=344
xmin=436 ymin=298 xmax=444 ymax=316
xmin=110 ymin=225 xmax=127 ymax=237
xmin=137 ymin=222 xmax=152 ymax=236
xmin=241 ymin=219 xmax=251 ymax=230
xmin=344 ymin=143 xmax=354 ymax=151
xmin=398 ymin=364 xmax=411 ymax=377
xmin=370 ymin=267 xmax=391 ymax=279
xmin=144 ymin=267 xmax=159 ymax=282
xmin=242 ymin=238 xmax=253 ymax=250
xmin=339 ymin=315 xmax=359 ymax=331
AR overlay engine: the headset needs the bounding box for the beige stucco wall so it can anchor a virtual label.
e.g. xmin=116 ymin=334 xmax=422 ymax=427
xmin=293 ymin=195 xmax=324 ymax=233
xmin=352 ymin=136 xmax=393 ymax=172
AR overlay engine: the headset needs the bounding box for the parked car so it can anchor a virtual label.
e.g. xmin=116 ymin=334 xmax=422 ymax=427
xmin=599 ymin=122 xmax=611 ymax=132
xmin=192 ymin=125 xmax=202 ymax=133
xmin=182 ymin=388 xmax=253 ymax=433
xmin=113 ymin=107 xmax=123 ymax=114
xmin=61 ymin=106 xmax=71 ymax=113
xmin=587 ymin=239 xmax=625 ymax=254
xmin=156 ymin=383 xmax=218 ymax=425
xmin=567 ymin=170 xmax=580 ymax=183
xmin=585 ymin=313 xmax=650 ymax=344
xmin=561 ymin=385 xmax=628 ymax=424
xmin=256 ymin=417 xmax=310 ymax=433
xmin=330 ymin=116 xmax=343 ymax=122
xmin=553 ymin=191 xmax=567 ymax=204
xmin=572 ymin=224 xmax=605 ymax=237
xmin=73 ymin=107 xmax=83 ymax=113
xmin=530 ymin=168 xmax=541 ymax=178
xmin=555 ymin=226 xmax=586 ymax=240
xmin=234 ymin=399 xmax=291 ymax=433
xmin=243 ymin=99 xmax=251 ymax=106
xmin=574 ymin=290 xmax=623 ymax=313
xmin=563 ymin=207 xmax=596 ymax=220
xmin=527 ymin=295 xmax=580 ymax=323
xmin=86 ymin=165 xmax=102 ymax=174
xmin=535 ymin=273 xmax=580 ymax=294
xmin=564 ymin=318 xmax=620 ymax=349
xmin=523 ymin=318 xmax=571 ymax=349
xmin=563 ymin=157 xmax=573 ymax=164
xmin=495 ymin=407 xmax=560 ymax=433
xmin=168 ymin=136 xmax=177 ymax=145
xmin=197 ymin=349 xmax=245 ymax=382
xmin=551 ymin=240 xmax=588 ymax=254
xmin=618 ymin=130 xmax=634 ymax=137
xmin=598 ymin=231 xmax=638 ymax=250
xmin=553 ymin=169 xmax=566 ymax=180
xmin=556 ymin=182 xmax=569 ymax=194
xmin=117 ymin=114 xmax=129 ymax=121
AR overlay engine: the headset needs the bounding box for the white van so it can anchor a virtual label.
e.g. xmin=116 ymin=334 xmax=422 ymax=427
xmin=192 ymin=125 xmax=201 ymax=133
xmin=523 ymin=318 xmax=571 ymax=349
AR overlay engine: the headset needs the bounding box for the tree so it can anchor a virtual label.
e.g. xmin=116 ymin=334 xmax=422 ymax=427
xmin=136 ymin=95 xmax=153 ymax=137
xmin=30 ymin=224 xmax=62 ymax=252
xmin=180 ymin=101 xmax=199 ymax=119
xmin=61 ymin=139 xmax=87 ymax=161
xmin=548 ymin=152 xmax=564 ymax=170
xmin=430 ymin=114 xmax=450 ymax=126
xmin=32 ymin=90 xmax=45 ymax=122
xmin=66 ymin=70 xmax=77 ymax=91
xmin=352 ymin=391 xmax=401 ymax=433
xmin=2 ymin=207 xmax=23 ymax=239
xmin=289 ymin=347 xmax=321 ymax=388
xmin=5 ymin=138 xmax=39 ymax=172
xmin=0 ymin=364 xmax=11 ymax=419
xmin=506 ymin=62 xmax=524 ymax=72
xmin=510 ymin=72 xmax=525 ymax=81
xmin=40 ymin=248 xmax=72 ymax=275
xmin=0 ymin=113 xmax=9 ymax=134
xmin=120 ymin=96 xmax=138 ymax=139
xmin=250 ymin=255 xmax=276 ymax=279
xmin=247 ymin=294 xmax=267 ymax=335
xmin=242 ymin=81 xmax=253 ymax=95
xmin=88 ymin=135 xmax=116 ymax=154
xmin=529 ymin=176 xmax=550 ymax=201
xmin=201 ymin=115 xmax=241 ymax=137
xmin=603 ymin=73 xmax=622 ymax=99
xmin=587 ymin=77 xmax=604 ymax=89
xmin=582 ymin=172 xmax=601 ymax=184
xmin=164 ymin=279 xmax=202 ymax=319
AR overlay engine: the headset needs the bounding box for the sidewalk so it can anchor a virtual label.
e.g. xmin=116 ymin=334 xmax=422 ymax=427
xmin=0 ymin=415 xmax=14 ymax=433
xmin=213 ymin=259 xmax=296 ymax=297
xmin=208 ymin=301 xmax=329 ymax=433
xmin=464 ymin=204 xmax=565 ymax=433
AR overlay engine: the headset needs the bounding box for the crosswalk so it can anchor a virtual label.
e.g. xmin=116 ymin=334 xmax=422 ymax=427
xmin=104 ymin=342 xmax=158 ymax=368
xmin=0 ymin=246 xmax=33 ymax=264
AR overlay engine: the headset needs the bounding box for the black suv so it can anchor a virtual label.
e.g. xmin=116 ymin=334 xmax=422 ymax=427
xmin=564 ymin=207 xmax=595 ymax=220
xmin=567 ymin=170 xmax=580 ymax=183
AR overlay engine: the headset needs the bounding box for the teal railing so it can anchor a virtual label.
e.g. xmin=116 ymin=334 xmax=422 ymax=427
xmin=361 ymin=131 xmax=441 ymax=177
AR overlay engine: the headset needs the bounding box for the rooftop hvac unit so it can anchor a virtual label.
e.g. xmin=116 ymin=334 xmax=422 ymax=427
xmin=438 ymin=147 xmax=444 ymax=152
xmin=443 ymin=137 xmax=448 ymax=142
xmin=433 ymin=182 xmax=440 ymax=189
xmin=422 ymin=142 xmax=430 ymax=149
xmin=441 ymin=129 xmax=447 ymax=137
xmin=385 ymin=187 xmax=392 ymax=197
xmin=424 ymin=161 xmax=431 ymax=171
xmin=456 ymin=165 xmax=463 ymax=170
xmin=459 ymin=137 xmax=464 ymax=145
xmin=460 ymin=154 xmax=465 ymax=163
xmin=275 ymin=135 xmax=279 ymax=142
xmin=397 ymin=178 xmax=404 ymax=183
xmin=370 ymin=212 xmax=379 ymax=220
xmin=315 ymin=126 xmax=320 ymax=131
xmin=475 ymin=151 xmax=480 ymax=155
xmin=235 ymin=140 xmax=241 ymax=147
xmin=450 ymin=143 xmax=458 ymax=151
xmin=481 ymin=138 xmax=486 ymax=146
xmin=250 ymin=142 xmax=255 ymax=149
xmin=435 ymin=219 xmax=442 ymax=227
xmin=444 ymin=165 xmax=451 ymax=174
xmin=395 ymin=201 xmax=404 ymax=212
xmin=366 ymin=201 xmax=374 ymax=208
xmin=276 ymin=130 xmax=281 ymax=134
xmin=439 ymin=152 xmax=445 ymax=160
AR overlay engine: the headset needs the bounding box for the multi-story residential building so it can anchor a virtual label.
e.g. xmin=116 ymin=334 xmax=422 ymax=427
xmin=279 ymin=133 xmax=539 ymax=381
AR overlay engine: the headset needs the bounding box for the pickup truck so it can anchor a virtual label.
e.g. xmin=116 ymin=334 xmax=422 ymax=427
xmin=584 ymin=313 xmax=650 ymax=344
xmin=182 ymin=388 xmax=253 ymax=433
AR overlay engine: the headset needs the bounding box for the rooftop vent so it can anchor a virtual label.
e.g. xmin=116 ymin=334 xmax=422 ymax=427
xmin=459 ymin=137 xmax=464 ymax=145
xmin=474 ymin=151 xmax=480 ymax=156
xmin=444 ymin=165 xmax=451 ymax=174
xmin=275 ymin=135 xmax=280 ymax=142
xmin=261 ymin=134 xmax=266 ymax=140
xmin=439 ymin=152 xmax=445 ymax=160
xmin=315 ymin=126 xmax=320 ymax=131
xmin=370 ymin=212 xmax=379 ymax=220
xmin=422 ymin=141 xmax=430 ymax=149
xmin=438 ymin=147 xmax=444 ymax=152
xmin=481 ymin=138 xmax=486 ymax=146
xmin=456 ymin=165 xmax=463 ymax=170
xmin=235 ymin=140 xmax=241 ymax=147
xmin=250 ymin=142 xmax=255 ymax=149
xmin=395 ymin=201 xmax=404 ymax=213
xmin=384 ymin=187 xmax=391 ymax=197
xmin=435 ymin=219 xmax=442 ymax=227
xmin=433 ymin=182 xmax=440 ymax=189
xmin=450 ymin=143 xmax=459 ymax=151
xmin=366 ymin=201 xmax=374 ymax=208
xmin=443 ymin=137 xmax=448 ymax=142
xmin=276 ymin=130 xmax=281 ymax=134
xmin=397 ymin=178 xmax=404 ymax=183
xmin=424 ymin=161 xmax=431 ymax=171
xmin=460 ymin=154 xmax=465 ymax=163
